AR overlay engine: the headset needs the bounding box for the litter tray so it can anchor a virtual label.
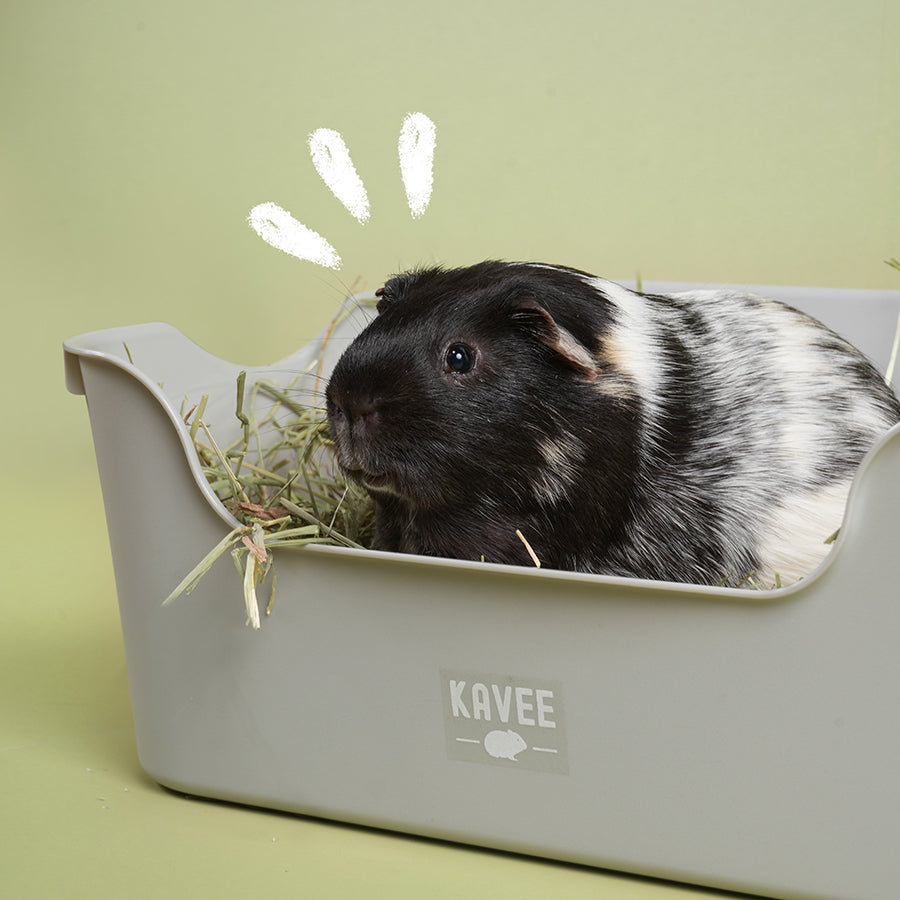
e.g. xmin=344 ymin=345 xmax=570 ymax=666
xmin=65 ymin=282 xmax=900 ymax=900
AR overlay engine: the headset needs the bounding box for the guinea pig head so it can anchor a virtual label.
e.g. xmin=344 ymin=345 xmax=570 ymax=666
xmin=324 ymin=262 xmax=620 ymax=519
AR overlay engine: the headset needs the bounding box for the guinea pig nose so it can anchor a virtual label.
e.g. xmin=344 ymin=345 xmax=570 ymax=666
xmin=342 ymin=396 xmax=380 ymax=427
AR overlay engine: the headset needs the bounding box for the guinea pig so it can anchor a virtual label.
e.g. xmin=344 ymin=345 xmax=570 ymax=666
xmin=324 ymin=261 xmax=900 ymax=587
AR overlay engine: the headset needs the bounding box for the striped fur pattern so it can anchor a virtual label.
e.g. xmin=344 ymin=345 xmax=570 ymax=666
xmin=325 ymin=261 xmax=900 ymax=586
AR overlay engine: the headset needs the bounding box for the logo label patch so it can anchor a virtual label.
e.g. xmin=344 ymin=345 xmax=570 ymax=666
xmin=440 ymin=669 xmax=568 ymax=774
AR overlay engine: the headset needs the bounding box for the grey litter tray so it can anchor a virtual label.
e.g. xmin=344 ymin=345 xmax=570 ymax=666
xmin=65 ymin=282 xmax=900 ymax=900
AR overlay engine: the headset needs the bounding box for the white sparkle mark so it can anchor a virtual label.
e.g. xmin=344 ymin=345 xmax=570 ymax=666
xmin=247 ymin=201 xmax=341 ymax=270
xmin=399 ymin=112 xmax=436 ymax=218
xmin=308 ymin=128 xmax=370 ymax=224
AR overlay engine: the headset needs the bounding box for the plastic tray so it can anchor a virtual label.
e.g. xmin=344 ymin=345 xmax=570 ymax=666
xmin=65 ymin=282 xmax=900 ymax=900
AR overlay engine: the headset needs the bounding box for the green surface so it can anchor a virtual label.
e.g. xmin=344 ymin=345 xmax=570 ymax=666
xmin=3 ymin=1 xmax=899 ymax=895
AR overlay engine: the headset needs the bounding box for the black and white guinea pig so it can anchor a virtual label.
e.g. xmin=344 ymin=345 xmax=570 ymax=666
xmin=324 ymin=261 xmax=900 ymax=586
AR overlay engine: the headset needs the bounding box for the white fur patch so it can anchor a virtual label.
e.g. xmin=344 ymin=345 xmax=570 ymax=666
xmin=753 ymin=480 xmax=850 ymax=585
xmin=585 ymin=277 xmax=664 ymax=426
xmin=535 ymin=433 xmax=582 ymax=505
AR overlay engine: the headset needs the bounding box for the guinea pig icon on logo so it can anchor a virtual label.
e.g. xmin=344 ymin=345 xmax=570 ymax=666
xmin=483 ymin=729 xmax=527 ymax=761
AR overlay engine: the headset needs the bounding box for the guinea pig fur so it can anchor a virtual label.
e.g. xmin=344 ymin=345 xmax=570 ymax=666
xmin=325 ymin=261 xmax=900 ymax=587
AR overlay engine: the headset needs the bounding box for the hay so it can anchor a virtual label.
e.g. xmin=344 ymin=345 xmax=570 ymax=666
xmin=164 ymin=298 xmax=377 ymax=627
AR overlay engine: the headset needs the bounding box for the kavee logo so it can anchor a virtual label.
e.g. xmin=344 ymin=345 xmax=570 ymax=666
xmin=440 ymin=670 xmax=568 ymax=774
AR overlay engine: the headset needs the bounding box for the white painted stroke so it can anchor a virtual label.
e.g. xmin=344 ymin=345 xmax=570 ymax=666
xmin=399 ymin=112 xmax=436 ymax=218
xmin=248 ymin=202 xmax=341 ymax=270
xmin=308 ymin=128 xmax=370 ymax=224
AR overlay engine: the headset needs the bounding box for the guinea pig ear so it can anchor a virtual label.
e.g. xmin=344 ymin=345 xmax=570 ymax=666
xmin=512 ymin=299 xmax=601 ymax=382
xmin=374 ymin=270 xmax=424 ymax=314
xmin=374 ymin=283 xmax=395 ymax=314
xmin=374 ymin=274 xmax=406 ymax=313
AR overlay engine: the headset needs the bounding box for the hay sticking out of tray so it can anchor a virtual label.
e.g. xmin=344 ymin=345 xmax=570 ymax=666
xmin=164 ymin=298 xmax=378 ymax=628
xmin=164 ymin=380 xmax=376 ymax=627
xmin=193 ymin=377 xmax=376 ymax=550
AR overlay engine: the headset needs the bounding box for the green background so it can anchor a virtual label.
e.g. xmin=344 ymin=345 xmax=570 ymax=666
xmin=3 ymin=1 xmax=898 ymax=897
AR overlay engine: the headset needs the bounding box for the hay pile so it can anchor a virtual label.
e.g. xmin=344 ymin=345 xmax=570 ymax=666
xmin=164 ymin=303 xmax=376 ymax=628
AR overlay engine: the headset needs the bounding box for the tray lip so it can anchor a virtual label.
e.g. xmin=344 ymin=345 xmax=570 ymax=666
xmin=63 ymin=281 xmax=900 ymax=606
xmin=280 ymin=538 xmax=820 ymax=603
xmin=64 ymin=322 xmax=248 ymax=533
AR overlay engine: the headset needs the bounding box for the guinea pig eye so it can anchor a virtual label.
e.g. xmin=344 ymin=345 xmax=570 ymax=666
xmin=445 ymin=343 xmax=476 ymax=375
